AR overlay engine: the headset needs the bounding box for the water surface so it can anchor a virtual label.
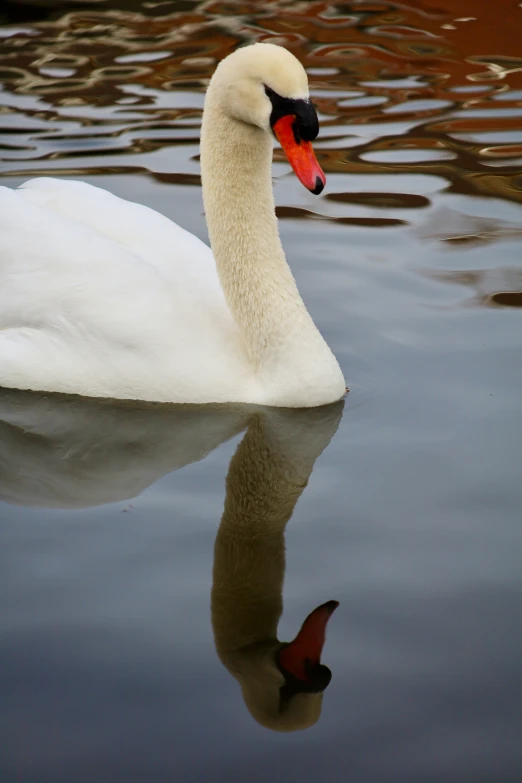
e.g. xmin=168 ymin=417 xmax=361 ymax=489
xmin=1 ymin=1 xmax=522 ymax=781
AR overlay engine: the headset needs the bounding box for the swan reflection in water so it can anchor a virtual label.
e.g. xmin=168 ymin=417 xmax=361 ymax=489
xmin=0 ymin=389 xmax=343 ymax=731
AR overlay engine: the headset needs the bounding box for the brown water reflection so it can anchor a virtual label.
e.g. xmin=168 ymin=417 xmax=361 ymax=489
xmin=424 ymin=266 xmax=522 ymax=308
xmin=2 ymin=2 xmax=522 ymax=199
xmin=2 ymin=1 xmax=522 ymax=310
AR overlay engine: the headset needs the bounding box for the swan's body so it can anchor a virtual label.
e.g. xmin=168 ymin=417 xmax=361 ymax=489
xmin=0 ymin=44 xmax=345 ymax=407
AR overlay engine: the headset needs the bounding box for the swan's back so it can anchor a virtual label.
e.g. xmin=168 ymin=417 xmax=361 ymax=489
xmin=0 ymin=179 xmax=251 ymax=402
xmin=12 ymin=178 xmax=211 ymax=274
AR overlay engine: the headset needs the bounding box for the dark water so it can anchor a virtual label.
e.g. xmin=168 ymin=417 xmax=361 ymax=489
xmin=1 ymin=1 xmax=522 ymax=781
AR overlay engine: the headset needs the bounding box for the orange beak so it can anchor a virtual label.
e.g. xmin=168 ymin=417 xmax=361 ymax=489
xmin=273 ymin=115 xmax=326 ymax=195
xmin=278 ymin=600 xmax=338 ymax=682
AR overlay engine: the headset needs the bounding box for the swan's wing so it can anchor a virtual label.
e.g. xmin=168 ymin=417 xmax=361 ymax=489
xmin=0 ymin=184 xmax=178 ymax=358
xmin=0 ymin=181 xmax=245 ymax=399
xmin=0 ymin=179 xmax=221 ymax=327
xmin=15 ymin=177 xmax=218 ymax=285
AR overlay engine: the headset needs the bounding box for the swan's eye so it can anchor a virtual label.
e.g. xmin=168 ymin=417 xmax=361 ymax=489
xmin=266 ymin=89 xmax=319 ymax=143
xmin=267 ymin=88 xmax=325 ymax=194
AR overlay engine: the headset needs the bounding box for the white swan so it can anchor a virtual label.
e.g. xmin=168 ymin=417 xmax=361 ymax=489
xmin=0 ymin=43 xmax=345 ymax=407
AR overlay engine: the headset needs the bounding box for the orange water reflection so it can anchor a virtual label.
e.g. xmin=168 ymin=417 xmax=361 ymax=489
xmin=1 ymin=0 xmax=522 ymax=305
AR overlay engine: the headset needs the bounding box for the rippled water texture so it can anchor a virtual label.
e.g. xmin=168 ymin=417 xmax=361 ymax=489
xmin=1 ymin=2 xmax=522 ymax=782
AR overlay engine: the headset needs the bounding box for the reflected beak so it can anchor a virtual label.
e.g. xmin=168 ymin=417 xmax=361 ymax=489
xmin=277 ymin=600 xmax=339 ymax=682
xmin=273 ymin=115 xmax=326 ymax=195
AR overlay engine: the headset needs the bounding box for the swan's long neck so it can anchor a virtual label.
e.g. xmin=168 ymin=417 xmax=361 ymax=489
xmin=210 ymin=406 xmax=343 ymax=731
xmin=200 ymin=96 xmax=330 ymax=379
xmin=211 ymin=407 xmax=342 ymax=652
xmin=211 ymin=414 xmax=304 ymax=652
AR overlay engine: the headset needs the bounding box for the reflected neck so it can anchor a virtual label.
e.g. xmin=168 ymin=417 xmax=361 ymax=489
xmin=211 ymin=414 xmax=313 ymax=651
xmin=212 ymin=409 xmax=339 ymax=651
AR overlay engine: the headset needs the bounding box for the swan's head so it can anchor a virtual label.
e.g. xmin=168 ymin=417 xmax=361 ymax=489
xmin=208 ymin=43 xmax=326 ymax=194
xmin=218 ymin=600 xmax=339 ymax=732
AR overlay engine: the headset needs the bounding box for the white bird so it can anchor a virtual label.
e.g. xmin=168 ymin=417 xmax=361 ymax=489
xmin=0 ymin=43 xmax=345 ymax=407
